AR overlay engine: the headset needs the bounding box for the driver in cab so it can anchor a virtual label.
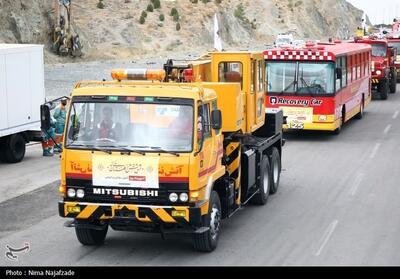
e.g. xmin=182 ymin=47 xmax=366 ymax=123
xmin=96 ymin=106 xmax=121 ymax=141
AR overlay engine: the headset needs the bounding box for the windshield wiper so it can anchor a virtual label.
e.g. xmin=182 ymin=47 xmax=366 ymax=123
xmin=127 ymin=145 xmax=180 ymax=157
xmin=65 ymin=143 xmax=112 ymax=154
xmin=101 ymin=145 xmax=146 ymax=156
xmin=150 ymin=147 xmax=180 ymax=157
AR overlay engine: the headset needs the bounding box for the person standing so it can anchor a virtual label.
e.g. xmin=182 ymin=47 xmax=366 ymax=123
xmin=42 ymin=117 xmax=56 ymax=157
xmin=53 ymin=98 xmax=68 ymax=153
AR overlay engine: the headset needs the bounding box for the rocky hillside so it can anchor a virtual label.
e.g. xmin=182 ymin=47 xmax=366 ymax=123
xmin=0 ymin=0 xmax=365 ymax=62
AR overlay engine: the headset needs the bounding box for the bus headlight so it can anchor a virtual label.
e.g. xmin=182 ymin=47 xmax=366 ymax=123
xmin=318 ymin=115 xmax=328 ymax=122
xmin=376 ymin=70 xmax=382 ymax=76
xmin=67 ymin=188 xmax=76 ymax=198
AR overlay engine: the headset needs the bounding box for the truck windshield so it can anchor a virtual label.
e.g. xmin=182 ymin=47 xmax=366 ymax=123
xmin=388 ymin=42 xmax=400 ymax=54
xmin=65 ymin=100 xmax=194 ymax=153
xmin=371 ymin=43 xmax=387 ymax=57
xmin=266 ymin=61 xmax=335 ymax=95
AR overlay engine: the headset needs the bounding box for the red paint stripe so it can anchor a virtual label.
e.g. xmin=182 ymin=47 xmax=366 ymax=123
xmin=159 ymin=177 xmax=189 ymax=183
xmin=66 ymin=173 xmax=92 ymax=180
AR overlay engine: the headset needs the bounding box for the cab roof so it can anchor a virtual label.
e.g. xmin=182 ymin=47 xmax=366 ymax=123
xmin=71 ymin=81 xmax=217 ymax=102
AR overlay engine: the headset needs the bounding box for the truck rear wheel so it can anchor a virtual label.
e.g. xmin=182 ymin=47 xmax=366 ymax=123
xmin=269 ymin=148 xmax=281 ymax=195
xmin=193 ymin=191 xmax=221 ymax=252
xmin=3 ymin=134 xmax=26 ymax=163
xmin=0 ymin=139 xmax=7 ymax=162
xmin=390 ymin=70 xmax=397 ymax=93
xmin=379 ymin=80 xmax=389 ymax=100
xmin=251 ymin=156 xmax=271 ymax=205
xmin=75 ymin=223 xmax=108 ymax=246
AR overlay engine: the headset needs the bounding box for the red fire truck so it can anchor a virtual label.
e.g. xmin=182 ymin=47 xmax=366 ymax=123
xmin=354 ymin=37 xmax=397 ymax=98
xmin=387 ymin=34 xmax=400 ymax=82
xmin=264 ymin=41 xmax=371 ymax=134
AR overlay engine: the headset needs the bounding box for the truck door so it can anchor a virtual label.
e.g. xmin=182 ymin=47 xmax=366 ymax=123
xmin=197 ymin=103 xmax=218 ymax=188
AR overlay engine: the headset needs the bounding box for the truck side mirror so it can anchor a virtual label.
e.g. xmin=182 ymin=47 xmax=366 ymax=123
xmin=211 ymin=110 xmax=222 ymax=130
xmin=40 ymin=104 xmax=51 ymax=131
xmin=336 ymin=68 xmax=343 ymax=80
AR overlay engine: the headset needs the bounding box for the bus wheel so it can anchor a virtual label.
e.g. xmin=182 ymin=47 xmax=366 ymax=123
xmin=75 ymin=222 xmax=108 ymax=246
xmin=355 ymin=98 xmax=364 ymax=120
xmin=193 ymin=191 xmax=221 ymax=252
xmin=251 ymin=156 xmax=271 ymax=205
xmin=389 ymin=70 xmax=397 ymax=93
xmin=269 ymin=148 xmax=281 ymax=195
xmin=379 ymin=80 xmax=389 ymax=100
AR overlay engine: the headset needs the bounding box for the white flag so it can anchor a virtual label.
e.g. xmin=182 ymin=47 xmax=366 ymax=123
xmin=214 ymin=13 xmax=222 ymax=51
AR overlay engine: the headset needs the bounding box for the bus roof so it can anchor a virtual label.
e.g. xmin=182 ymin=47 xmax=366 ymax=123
xmin=264 ymin=42 xmax=371 ymax=62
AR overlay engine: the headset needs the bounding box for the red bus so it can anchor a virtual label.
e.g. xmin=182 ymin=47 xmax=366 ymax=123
xmin=264 ymin=41 xmax=372 ymax=134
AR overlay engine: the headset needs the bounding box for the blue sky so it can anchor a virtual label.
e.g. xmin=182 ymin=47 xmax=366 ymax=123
xmin=347 ymin=0 xmax=400 ymax=24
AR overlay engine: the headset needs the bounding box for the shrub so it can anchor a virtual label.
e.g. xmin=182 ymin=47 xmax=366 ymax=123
xmin=170 ymin=7 xmax=178 ymax=16
xmin=97 ymin=0 xmax=105 ymax=9
xmin=176 ymin=22 xmax=181 ymax=31
xmin=147 ymin=4 xmax=154 ymax=12
xmin=151 ymin=0 xmax=161 ymax=9
xmin=139 ymin=15 xmax=146 ymax=24
xmin=159 ymin=14 xmax=165 ymax=21
xmin=173 ymin=13 xmax=179 ymax=22
xmin=141 ymin=11 xmax=147 ymax=18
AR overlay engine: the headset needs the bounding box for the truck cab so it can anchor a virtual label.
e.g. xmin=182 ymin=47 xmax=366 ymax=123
xmin=354 ymin=37 xmax=397 ymax=99
xmin=51 ymin=52 xmax=283 ymax=252
xmin=387 ymin=35 xmax=400 ymax=82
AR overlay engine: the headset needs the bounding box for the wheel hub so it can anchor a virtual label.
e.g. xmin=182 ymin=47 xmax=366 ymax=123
xmin=210 ymin=206 xmax=221 ymax=240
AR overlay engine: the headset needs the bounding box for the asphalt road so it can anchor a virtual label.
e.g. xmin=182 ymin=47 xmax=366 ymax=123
xmin=1 ymin=84 xmax=400 ymax=266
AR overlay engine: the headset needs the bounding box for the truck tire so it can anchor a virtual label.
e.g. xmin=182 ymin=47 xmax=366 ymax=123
xmin=75 ymin=223 xmax=108 ymax=246
xmin=251 ymin=156 xmax=271 ymax=205
xmin=390 ymin=70 xmax=397 ymax=93
xmin=3 ymin=134 xmax=26 ymax=163
xmin=0 ymin=139 xmax=7 ymax=162
xmin=269 ymin=148 xmax=281 ymax=195
xmin=379 ymin=80 xmax=389 ymax=100
xmin=193 ymin=191 xmax=221 ymax=252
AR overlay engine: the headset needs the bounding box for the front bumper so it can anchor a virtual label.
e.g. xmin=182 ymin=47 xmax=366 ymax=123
xmin=59 ymin=201 xmax=204 ymax=228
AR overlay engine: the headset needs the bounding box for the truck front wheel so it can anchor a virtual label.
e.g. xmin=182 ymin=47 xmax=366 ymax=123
xmin=193 ymin=191 xmax=221 ymax=252
xmin=379 ymin=80 xmax=389 ymax=100
xmin=75 ymin=222 xmax=108 ymax=246
xmin=390 ymin=70 xmax=397 ymax=93
xmin=4 ymin=134 xmax=26 ymax=163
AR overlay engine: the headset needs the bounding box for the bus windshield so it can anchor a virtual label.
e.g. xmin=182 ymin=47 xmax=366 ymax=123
xmin=388 ymin=42 xmax=400 ymax=54
xmin=65 ymin=100 xmax=194 ymax=153
xmin=267 ymin=62 xmax=335 ymax=95
xmin=371 ymin=43 xmax=387 ymax=57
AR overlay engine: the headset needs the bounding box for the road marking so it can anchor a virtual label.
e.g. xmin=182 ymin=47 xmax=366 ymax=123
xmin=369 ymin=143 xmax=381 ymax=159
xmin=384 ymin=124 xmax=392 ymax=135
xmin=315 ymin=220 xmax=339 ymax=257
xmin=350 ymin=173 xmax=365 ymax=196
xmin=393 ymin=111 xmax=399 ymax=119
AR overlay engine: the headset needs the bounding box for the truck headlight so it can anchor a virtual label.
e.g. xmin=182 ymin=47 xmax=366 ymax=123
xmin=376 ymin=70 xmax=382 ymax=75
xmin=169 ymin=193 xmax=178 ymax=203
xmin=67 ymin=188 xmax=76 ymax=198
xmin=179 ymin=193 xmax=189 ymax=202
xmin=76 ymin=189 xmax=85 ymax=199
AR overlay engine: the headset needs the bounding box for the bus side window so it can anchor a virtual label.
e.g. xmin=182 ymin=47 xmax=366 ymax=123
xmin=342 ymin=56 xmax=347 ymax=88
